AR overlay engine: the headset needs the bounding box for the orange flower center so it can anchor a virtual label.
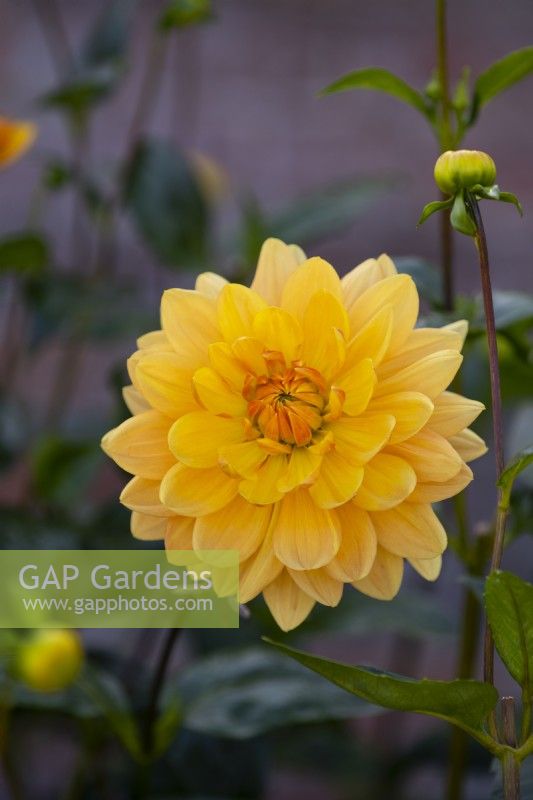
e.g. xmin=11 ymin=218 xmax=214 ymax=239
xmin=243 ymin=354 xmax=327 ymax=446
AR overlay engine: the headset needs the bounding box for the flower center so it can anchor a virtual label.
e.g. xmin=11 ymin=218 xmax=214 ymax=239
xmin=243 ymin=357 xmax=327 ymax=446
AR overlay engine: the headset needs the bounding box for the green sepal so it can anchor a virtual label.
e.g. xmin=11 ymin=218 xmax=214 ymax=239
xmin=450 ymin=191 xmax=476 ymax=237
xmin=498 ymin=191 xmax=523 ymax=215
xmin=417 ymin=197 xmax=453 ymax=226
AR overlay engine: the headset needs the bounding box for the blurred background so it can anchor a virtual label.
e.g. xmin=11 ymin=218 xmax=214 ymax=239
xmin=1 ymin=1 xmax=533 ymax=798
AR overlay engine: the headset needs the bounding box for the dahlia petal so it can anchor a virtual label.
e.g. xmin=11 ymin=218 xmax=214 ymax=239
xmin=426 ymin=392 xmax=485 ymax=437
xmin=341 ymin=254 xmax=397 ymax=310
xmin=263 ymin=570 xmax=316 ymax=631
xmin=374 ymin=350 xmax=463 ymax=399
xmin=252 ymin=307 xmax=303 ymax=364
xmin=273 ymin=488 xmax=341 ymax=570
xmin=218 ymin=283 xmax=267 ymax=342
xmin=326 ymin=505 xmax=377 ymax=581
xmin=347 ymin=274 xmax=418 ymax=354
xmin=238 ymin=455 xmax=287 ymax=504
xmin=301 ymin=291 xmax=349 ymax=378
xmin=168 ymin=411 xmax=245 ymax=468
xmin=122 ymin=385 xmax=150 ymax=415
xmin=160 ymin=464 xmax=238 ymax=516
xmin=449 ymin=429 xmax=488 ymax=462
xmin=389 ymin=429 xmax=463 ymax=482
xmin=239 ymin=521 xmax=284 ymax=603
xmin=161 ymin=289 xmax=219 ymax=367
xmin=309 ymin=450 xmax=364 ymax=508
xmin=378 ymin=327 xmax=465 ymax=378
xmin=444 ymin=319 xmax=468 ymax=347
xmin=278 ymin=447 xmax=322 ymax=493
xmin=120 ymin=476 xmax=174 ymax=517
xmin=281 ymin=257 xmax=342 ymax=321
xmin=407 ymin=463 xmax=473 ymax=503
xmin=219 ymin=441 xmax=267 ymax=478
xmin=165 ymin=516 xmax=195 ymax=549
xmin=101 ymin=411 xmax=174 ymax=479
xmin=327 ymin=414 xmax=396 ymax=465
xmin=334 ymin=358 xmax=376 ymax=416
xmin=195 ymin=271 xmax=228 ymax=298
xmin=250 ymin=238 xmax=307 ymax=305
xmin=366 ymin=391 xmax=434 ymax=444
xmin=231 ymin=337 xmax=269 ymax=375
xmin=372 ymin=503 xmax=447 ymax=559
xmin=130 ymin=512 xmax=167 ymax=541
xmin=193 ymin=366 xmax=248 ymax=416
xmin=193 ymin=495 xmax=272 ymax=562
xmin=289 ymin=567 xmax=343 ymax=606
xmin=409 ymin=555 xmax=442 ymax=581
xmin=353 ymin=545 xmax=404 ymax=600
xmin=137 ymin=330 xmax=172 ymax=351
xmin=354 ymin=453 xmax=416 ymax=511
xmin=135 ymin=353 xmax=197 ymax=418
xmin=209 ymin=342 xmax=248 ymax=390
xmin=339 ymin=306 xmax=393 ymax=376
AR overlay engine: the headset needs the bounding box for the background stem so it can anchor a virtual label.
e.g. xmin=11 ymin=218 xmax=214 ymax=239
xmin=436 ymin=0 xmax=454 ymax=308
xmin=143 ymin=628 xmax=181 ymax=755
xmin=501 ymin=698 xmax=521 ymax=800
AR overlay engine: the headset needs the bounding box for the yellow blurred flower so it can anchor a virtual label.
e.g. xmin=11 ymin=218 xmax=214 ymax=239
xmin=0 ymin=116 xmax=37 ymax=168
xmin=16 ymin=630 xmax=83 ymax=692
xmin=102 ymin=239 xmax=486 ymax=631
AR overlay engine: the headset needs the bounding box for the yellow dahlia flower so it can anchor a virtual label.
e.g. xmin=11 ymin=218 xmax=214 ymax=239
xmin=0 ymin=116 xmax=37 ymax=168
xmin=102 ymin=239 xmax=486 ymax=631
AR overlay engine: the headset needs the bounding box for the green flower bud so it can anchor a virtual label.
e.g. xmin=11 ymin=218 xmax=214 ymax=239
xmin=16 ymin=630 xmax=83 ymax=693
xmin=434 ymin=150 xmax=497 ymax=195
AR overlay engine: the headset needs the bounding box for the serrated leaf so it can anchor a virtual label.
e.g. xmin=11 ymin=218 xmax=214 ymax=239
xmin=177 ymin=647 xmax=378 ymax=739
xmin=498 ymin=445 xmax=533 ymax=509
xmin=125 ymin=138 xmax=209 ymax=268
xmin=471 ymin=47 xmax=533 ymax=123
xmin=485 ymin=571 xmax=533 ymax=698
xmin=0 ymin=232 xmax=49 ymax=277
xmin=320 ymin=68 xmax=431 ymax=118
xmin=265 ymin=639 xmax=498 ymax=738
xmin=418 ymin=198 xmax=453 ymax=227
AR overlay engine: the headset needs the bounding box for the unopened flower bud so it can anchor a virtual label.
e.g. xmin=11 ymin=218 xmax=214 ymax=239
xmin=434 ymin=150 xmax=497 ymax=195
xmin=16 ymin=630 xmax=83 ymax=693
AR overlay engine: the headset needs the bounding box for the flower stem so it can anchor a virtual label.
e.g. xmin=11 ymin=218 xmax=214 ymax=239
xmin=467 ymin=194 xmax=509 ymax=737
xmin=143 ymin=627 xmax=181 ymax=755
xmin=501 ymin=698 xmax=521 ymax=800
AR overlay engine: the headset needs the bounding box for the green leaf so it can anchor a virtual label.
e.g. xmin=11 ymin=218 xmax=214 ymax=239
xmin=125 ymin=138 xmax=209 ymax=268
xmin=30 ymin=436 xmax=103 ymax=514
xmin=471 ymin=291 xmax=533 ymax=331
xmin=265 ymin=639 xmax=499 ymax=739
xmin=417 ymin=198 xmax=453 ymax=227
xmin=24 ymin=273 xmax=156 ymax=345
xmin=485 ymin=571 xmax=533 ymax=698
xmin=471 ymin=47 xmax=533 ymax=123
xmin=177 ymin=647 xmax=379 ymax=739
xmin=43 ymin=0 xmax=138 ymax=123
xmin=159 ymin=0 xmax=212 ymax=31
xmin=320 ymin=68 xmax=431 ymax=118
xmin=77 ymin=666 xmax=143 ymax=759
xmin=0 ymin=232 xmax=49 ymax=278
xmin=498 ymin=445 xmax=533 ymax=510
xmin=268 ymin=177 xmax=395 ymax=248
